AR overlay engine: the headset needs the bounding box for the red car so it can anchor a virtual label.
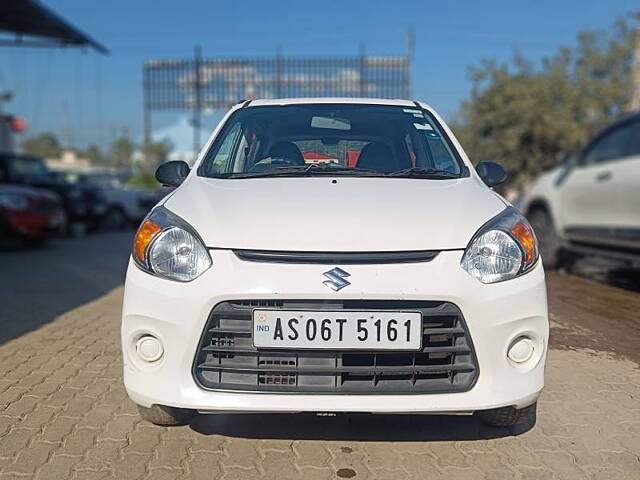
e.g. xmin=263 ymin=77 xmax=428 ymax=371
xmin=0 ymin=184 xmax=66 ymax=245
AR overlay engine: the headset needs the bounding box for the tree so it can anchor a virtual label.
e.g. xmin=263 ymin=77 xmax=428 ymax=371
xmin=128 ymin=138 xmax=174 ymax=188
xmin=109 ymin=137 xmax=135 ymax=169
xmin=454 ymin=17 xmax=636 ymax=186
xmin=22 ymin=132 xmax=62 ymax=158
xmin=143 ymin=137 xmax=173 ymax=171
xmin=84 ymin=144 xmax=109 ymax=167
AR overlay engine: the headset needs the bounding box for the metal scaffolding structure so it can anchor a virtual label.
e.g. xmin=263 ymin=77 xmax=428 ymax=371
xmin=143 ymin=38 xmax=413 ymax=157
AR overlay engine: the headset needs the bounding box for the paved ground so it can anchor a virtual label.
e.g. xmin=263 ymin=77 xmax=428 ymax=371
xmin=1 ymin=233 xmax=639 ymax=479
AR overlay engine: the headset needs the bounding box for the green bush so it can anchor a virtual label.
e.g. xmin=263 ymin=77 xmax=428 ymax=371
xmin=128 ymin=172 xmax=158 ymax=188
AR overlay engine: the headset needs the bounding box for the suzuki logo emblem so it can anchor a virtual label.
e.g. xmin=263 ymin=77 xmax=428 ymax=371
xmin=322 ymin=267 xmax=351 ymax=291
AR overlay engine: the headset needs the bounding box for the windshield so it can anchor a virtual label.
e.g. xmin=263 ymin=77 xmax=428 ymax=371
xmin=198 ymin=104 xmax=465 ymax=178
xmin=7 ymin=156 xmax=51 ymax=182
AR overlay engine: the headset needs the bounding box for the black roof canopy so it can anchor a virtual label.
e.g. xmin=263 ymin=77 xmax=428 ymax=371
xmin=0 ymin=0 xmax=108 ymax=54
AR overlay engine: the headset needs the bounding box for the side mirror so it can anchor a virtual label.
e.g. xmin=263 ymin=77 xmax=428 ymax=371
xmin=476 ymin=161 xmax=507 ymax=187
xmin=155 ymin=161 xmax=190 ymax=187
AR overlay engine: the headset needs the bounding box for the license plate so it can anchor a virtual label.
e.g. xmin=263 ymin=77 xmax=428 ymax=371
xmin=253 ymin=310 xmax=422 ymax=350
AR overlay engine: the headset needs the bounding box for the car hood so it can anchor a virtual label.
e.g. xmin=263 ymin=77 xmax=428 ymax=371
xmin=0 ymin=183 xmax=60 ymax=202
xmin=164 ymin=176 xmax=507 ymax=251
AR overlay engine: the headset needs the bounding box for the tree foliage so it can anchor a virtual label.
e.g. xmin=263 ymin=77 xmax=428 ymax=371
xmin=455 ymin=17 xmax=637 ymax=185
xmin=109 ymin=137 xmax=135 ymax=169
xmin=22 ymin=132 xmax=62 ymax=158
xmin=143 ymin=137 xmax=174 ymax=171
xmin=83 ymin=144 xmax=109 ymax=167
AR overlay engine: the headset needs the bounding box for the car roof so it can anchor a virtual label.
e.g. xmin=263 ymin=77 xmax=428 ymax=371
xmin=247 ymin=97 xmax=418 ymax=107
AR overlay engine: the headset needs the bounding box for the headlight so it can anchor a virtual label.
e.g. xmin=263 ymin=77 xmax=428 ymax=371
xmin=132 ymin=206 xmax=212 ymax=282
xmin=0 ymin=192 xmax=29 ymax=210
xmin=461 ymin=207 xmax=538 ymax=284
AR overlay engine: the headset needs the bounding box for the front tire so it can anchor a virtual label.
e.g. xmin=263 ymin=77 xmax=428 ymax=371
xmin=528 ymin=208 xmax=561 ymax=269
xmin=137 ymin=404 xmax=196 ymax=426
xmin=478 ymin=402 xmax=536 ymax=427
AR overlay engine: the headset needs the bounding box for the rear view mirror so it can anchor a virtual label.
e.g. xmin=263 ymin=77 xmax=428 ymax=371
xmin=476 ymin=161 xmax=507 ymax=187
xmin=155 ymin=161 xmax=190 ymax=187
xmin=311 ymin=116 xmax=351 ymax=131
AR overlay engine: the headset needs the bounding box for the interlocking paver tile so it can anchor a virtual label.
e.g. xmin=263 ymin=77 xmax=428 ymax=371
xmin=58 ymin=427 xmax=99 ymax=456
xmin=74 ymin=439 xmax=126 ymax=471
xmin=36 ymin=415 xmax=79 ymax=443
xmin=34 ymin=454 xmax=81 ymax=480
xmin=0 ymin=417 xmax=14 ymax=437
xmin=16 ymin=407 xmax=59 ymax=431
xmin=517 ymin=466 xmax=556 ymax=480
xmin=0 ymin=387 xmax=30 ymax=408
xmin=72 ymin=470 xmax=113 ymax=480
xmin=259 ymin=450 xmax=302 ymax=479
xmin=148 ymin=438 xmax=190 ymax=470
xmin=293 ymin=442 xmax=331 ymax=468
xmin=220 ymin=466 xmax=264 ymax=480
xmin=145 ymin=467 xmax=183 ymax=480
xmin=9 ymin=442 xmax=57 ymax=475
xmin=297 ymin=466 xmax=333 ymax=480
xmin=0 ymin=428 xmax=34 ymax=456
xmin=186 ymin=450 xmax=223 ymax=479
xmin=112 ymin=452 xmax=149 ymax=480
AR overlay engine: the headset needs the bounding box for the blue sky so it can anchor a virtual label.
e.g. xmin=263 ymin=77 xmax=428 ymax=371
xmin=0 ymin=0 xmax=637 ymax=152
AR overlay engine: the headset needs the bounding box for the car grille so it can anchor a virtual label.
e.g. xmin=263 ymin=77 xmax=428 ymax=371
xmin=193 ymin=300 xmax=478 ymax=394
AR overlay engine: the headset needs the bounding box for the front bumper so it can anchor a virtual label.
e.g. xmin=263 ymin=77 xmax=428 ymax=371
xmin=121 ymin=249 xmax=548 ymax=413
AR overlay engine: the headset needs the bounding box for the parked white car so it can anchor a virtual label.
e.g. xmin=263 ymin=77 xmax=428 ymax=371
xmin=122 ymin=98 xmax=548 ymax=428
xmin=519 ymin=112 xmax=640 ymax=268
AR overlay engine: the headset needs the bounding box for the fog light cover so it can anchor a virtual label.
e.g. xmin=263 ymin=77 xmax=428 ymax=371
xmin=508 ymin=337 xmax=535 ymax=364
xmin=135 ymin=335 xmax=164 ymax=362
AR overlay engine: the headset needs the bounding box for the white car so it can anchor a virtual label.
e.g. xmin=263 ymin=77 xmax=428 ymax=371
xmin=122 ymin=98 xmax=548 ymax=428
xmin=519 ymin=112 xmax=640 ymax=268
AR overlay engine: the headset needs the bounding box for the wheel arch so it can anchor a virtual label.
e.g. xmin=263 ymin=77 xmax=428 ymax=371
xmin=525 ymin=198 xmax=551 ymax=216
xmin=525 ymin=198 xmax=562 ymax=237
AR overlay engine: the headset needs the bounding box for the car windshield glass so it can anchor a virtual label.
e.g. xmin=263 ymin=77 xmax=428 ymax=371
xmin=8 ymin=156 xmax=51 ymax=181
xmin=198 ymin=104 xmax=465 ymax=178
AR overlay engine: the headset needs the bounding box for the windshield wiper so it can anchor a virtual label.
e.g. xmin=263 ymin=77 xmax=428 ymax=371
xmin=300 ymin=164 xmax=380 ymax=175
xmin=228 ymin=164 xmax=381 ymax=178
xmin=387 ymin=167 xmax=460 ymax=179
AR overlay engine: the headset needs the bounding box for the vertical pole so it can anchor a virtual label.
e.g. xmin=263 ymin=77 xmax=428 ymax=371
xmin=276 ymin=45 xmax=283 ymax=98
xmin=628 ymin=12 xmax=640 ymax=112
xmin=406 ymin=28 xmax=415 ymax=99
xmin=193 ymin=45 xmax=203 ymax=159
xmin=359 ymin=43 xmax=366 ymax=97
xmin=142 ymin=63 xmax=152 ymax=171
